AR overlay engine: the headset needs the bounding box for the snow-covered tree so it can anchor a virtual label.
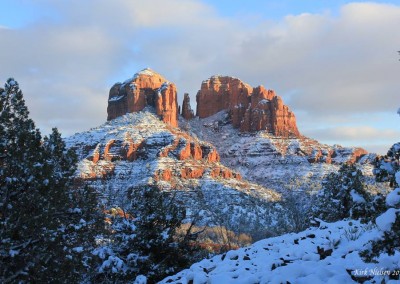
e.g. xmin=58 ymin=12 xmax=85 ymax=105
xmin=281 ymin=192 xmax=311 ymax=232
xmin=373 ymin=142 xmax=400 ymax=187
xmin=361 ymin=144 xmax=400 ymax=262
xmin=0 ymin=79 xmax=102 ymax=282
xmin=94 ymin=185 xmax=200 ymax=283
xmin=312 ymin=164 xmax=371 ymax=223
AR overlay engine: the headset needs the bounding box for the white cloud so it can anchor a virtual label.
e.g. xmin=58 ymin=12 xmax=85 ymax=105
xmin=0 ymin=0 xmax=399 ymax=155
xmin=303 ymin=126 xmax=400 ymax=154
xmin=305 ymin=126 xmax=400 ymax=142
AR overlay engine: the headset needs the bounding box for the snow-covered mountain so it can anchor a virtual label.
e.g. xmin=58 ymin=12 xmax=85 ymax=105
xmin=61 ymin=68 xmax=398 ymax=282
xmin=65 ymin=68 xmax=383 ymax=240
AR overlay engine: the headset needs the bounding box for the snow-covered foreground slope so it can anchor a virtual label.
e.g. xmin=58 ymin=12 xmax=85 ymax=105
xmin=161 ymin=219 xmax=400 ymax=284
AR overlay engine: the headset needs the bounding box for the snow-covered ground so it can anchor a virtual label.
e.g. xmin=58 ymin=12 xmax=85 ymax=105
xmin=161 ymin=219 xmax=400 ymax=284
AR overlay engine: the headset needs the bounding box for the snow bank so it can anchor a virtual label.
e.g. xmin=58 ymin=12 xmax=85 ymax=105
xmin=376 ymin=208 xmax=399 ymax=232
xmin=161 ymin=220 xmax=400 ymax=284
xmin=386 ymin=188 xmax=400 ymax=207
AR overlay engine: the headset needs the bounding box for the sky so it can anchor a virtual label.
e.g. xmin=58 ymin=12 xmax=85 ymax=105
xmin=0 ymin=0 xmax=399 ymax=154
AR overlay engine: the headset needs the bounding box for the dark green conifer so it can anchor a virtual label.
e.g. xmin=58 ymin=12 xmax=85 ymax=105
xmin=0 ymin=79 xmax=103 ymax=283
xmin=312 ymin=164 xmax=371 ymax=223
xmin=362 ymin=143 xmax=400 ymax=262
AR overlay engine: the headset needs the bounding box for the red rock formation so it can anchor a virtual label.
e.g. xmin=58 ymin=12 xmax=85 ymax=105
xmin=178 ymin=139 xmax=191 ymax=160
xmin=196 ymin=76 xmax=300 ymax=137
xmin=190 ymin=142 xmax=203 ymax=160
xmin=181 ymin=93 xmax=195 ymax=120
xmin=107 ymin=68 xmax=178 ymax=127
xmin=155 ymin=169 xmax=172 ymax=182
xmin=234 ymin=173 xmax=242 ymax=180
xmin=181 ymin=167 xmax=204 ymax=179
xmin=307 ymin=149 xmax=334 ymax=164
xmin=206 ymin=150 xmax=220 ymax=163
xmin=92 ymin=150 xmax=100 ymax=164
xmin=196 ymin=76 xmax=252 ymax=122
xmin=104 ymin=140 xmax=117 ymax=161
xmin=210 ymin=167 xmax=221 ymax=178
xmin=210 ymin=167 xmax=242 ymax=180
xmin=331 ymin=147 xmax=368 ymax=164
xmin=123 ymin=141 xmax=145 ymax=162
xmin=201 ymin=144 xmax=220 ymax=162
xmin=348 ymin=148 xmax=368 ymax=163
xmin=221 ymin=169 xmax=233 ymax=179
xmin=155 ymin=83 xmax=178 ymax=127
xmin=306 ymin=146 xmax=367 ymax=164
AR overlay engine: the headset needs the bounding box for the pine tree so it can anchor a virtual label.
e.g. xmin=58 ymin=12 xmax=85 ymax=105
xmin=0 ymin=78 xmax=46 ymax=281
xmin=0 ymin=79 xmax=103 ymax=282
xmin=373 ymin=142 xmax=400 ymax=187
xmin=130 ymin=186 xmax=190 ymax=281
xmin=312 ymin=164 xmax=371 ymax=223
xmin=361 ymin=143 xmax=400 ymax=262
xmin=94 ymin=185 xmax=199 ymax=283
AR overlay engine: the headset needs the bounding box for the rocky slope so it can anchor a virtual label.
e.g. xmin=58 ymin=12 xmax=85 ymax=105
xmin=181 ymin=111 xmax=374 ymax=192
xmin=175 ymin=73 xmax=373 ymax=192
xmin=66 ymin=110 xmax=286 ymax=237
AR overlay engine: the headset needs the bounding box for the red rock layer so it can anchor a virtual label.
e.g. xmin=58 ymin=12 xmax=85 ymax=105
xmin=301 ymin=139 xmax=368 ymax=164
xmin=107 ymin=68 xmax=178 ymax=127
xmin=348 ymin=148 xmax=369 ymax=163
xmin=196 ymin=76 xmax=300 ymax=137
xmin=80 ymin=123 xmax=245 ymax=183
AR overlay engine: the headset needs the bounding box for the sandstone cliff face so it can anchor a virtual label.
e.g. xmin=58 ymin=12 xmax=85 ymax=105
xmin=196 ymin=76 xmax=300 ymax=138
xmin=196 ymin=76 xmax=253 ymax=120
xmin=181 ymin=93 xmax=195 ymax=120
xmin=107 ymin=68 xmax=178 ymax=127
xmin=108 ymin=71 xmax=299 ymax=137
